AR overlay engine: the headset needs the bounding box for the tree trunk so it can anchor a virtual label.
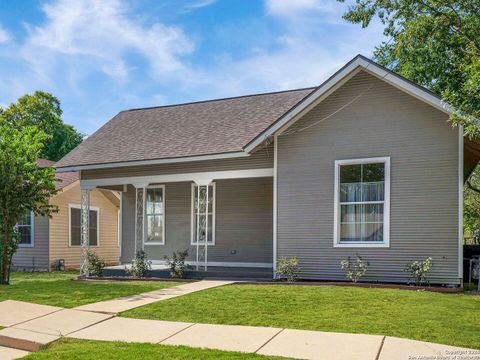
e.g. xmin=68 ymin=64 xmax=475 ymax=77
xmin=1 ymin=223 xmax=11 ymax=285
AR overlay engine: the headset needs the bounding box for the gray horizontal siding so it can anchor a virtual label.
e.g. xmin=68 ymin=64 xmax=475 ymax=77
xmin=122 ymin=178 xmax=273 ymax=264
xmin=277 ymin=70 xmax=460 ymax=284
xmin=82 ymin=145 xmax=273 ymax=180
xmin=12 ymin=215 xmax=49 ymax=271
xmin=120 ymin=185 xmax=136 ymax=263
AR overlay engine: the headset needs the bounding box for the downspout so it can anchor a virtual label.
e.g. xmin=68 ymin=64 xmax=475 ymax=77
xmin=458 ymin=126 xmax=464 ymax=286
xmin=273 ymin=135 xmax=278 ymax=279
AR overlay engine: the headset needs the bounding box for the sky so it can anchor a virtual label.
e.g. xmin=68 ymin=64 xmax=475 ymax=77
xmin=0 ymin=0 xmax=386 ymax=135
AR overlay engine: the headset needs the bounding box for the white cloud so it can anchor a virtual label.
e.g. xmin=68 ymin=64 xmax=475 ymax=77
xmin=185 ymin=0 xmax=217 ymax=10
xmin=183 ymin=1 xmax=385 ymax=99
xmin=266 ymin=0 xmax=338 ymax=17
xmin=0 ymin=24 xmax=10 ymax=43
xmin=21 ymin=0 xmax=194 ymax=82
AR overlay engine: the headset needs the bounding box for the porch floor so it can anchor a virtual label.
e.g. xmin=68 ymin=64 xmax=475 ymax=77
xmin=104 ymin=265 xmax=273 ymax=281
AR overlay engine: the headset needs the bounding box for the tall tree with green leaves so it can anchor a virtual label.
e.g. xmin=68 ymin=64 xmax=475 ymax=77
xmin=0 ymin=91 xmax=84 ymax=161
xmin=338 ymin=0 xmax=480 ymax=241
xmin=338 ymin=0 xmax=480 ymax=137
xmin=0 ymin=123 xmax=58 ymax=284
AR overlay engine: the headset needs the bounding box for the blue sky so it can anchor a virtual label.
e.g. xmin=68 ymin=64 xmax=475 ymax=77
xmin=0 ymin=0 xmax=386 ymax=135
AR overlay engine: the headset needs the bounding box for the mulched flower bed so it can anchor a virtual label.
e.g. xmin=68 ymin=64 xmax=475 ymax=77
xmin=77 ymin=275 xmax=463 ymax=293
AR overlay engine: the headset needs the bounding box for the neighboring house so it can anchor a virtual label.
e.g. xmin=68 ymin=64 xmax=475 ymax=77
xmin=12 ymin=159 xmax=120 ymax=271
xmin=55 ymin=55 xmax=479 ymax=285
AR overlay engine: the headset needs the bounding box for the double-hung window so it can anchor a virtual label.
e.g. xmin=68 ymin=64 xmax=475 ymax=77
xmin=334 ymin=157 xmax=390 ymax=247
xmin=70 ymin=205 xmax=99 ymax=246
xmin=191 ymin=183 xmax=215 ymax=245
xmin=17 ymin=212 xmax=34 ymax=247
xmin=145 ymin=186 xmax=165 ymax=245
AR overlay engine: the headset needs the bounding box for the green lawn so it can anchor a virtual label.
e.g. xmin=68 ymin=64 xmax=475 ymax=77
xmin=21 ymin=339 xmax=287 ymax=359
xmin=0 ymin=272 xmax=180 ymax=308
xmin=122 ymin=284 xmax=480 ymax=349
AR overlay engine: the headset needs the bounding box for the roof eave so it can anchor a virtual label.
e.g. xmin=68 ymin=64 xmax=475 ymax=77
xmin=56 ymin=151 xmax=250 ymax=172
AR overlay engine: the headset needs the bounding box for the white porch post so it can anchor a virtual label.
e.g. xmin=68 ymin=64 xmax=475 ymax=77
xmin=133 ymin=183 xmax=148 ymax=255
xmin=194 ymin=179 xmax=212 ymax=271
xmin=80 ymin=187 xmax=91 ymax=277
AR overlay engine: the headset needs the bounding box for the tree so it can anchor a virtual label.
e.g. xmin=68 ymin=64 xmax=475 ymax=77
xmin=338 ymin=0 xmax=480 ymax=242
xmin=0 ymin=91 xmax=84 ymax=161
xmin=464 ymin=163 xmax=480 ymax=243
xmin=0 ymin=123 xmax=58 ymax=284
xmin=338 ymin=0 xmax=480 ymax=137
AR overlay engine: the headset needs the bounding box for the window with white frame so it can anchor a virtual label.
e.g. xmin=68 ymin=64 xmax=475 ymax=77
xmin=191 ymin=183 xmax=215 ymax=245
xmin=334 ymin=157 xmax=390 ymax=247
xmin=70 ymin=206 xmax=99 ymax=246
xmin=17 ymin=212 xmax=34 ymax=247
xmin=145 ymin=186 xmax=165 ymax=244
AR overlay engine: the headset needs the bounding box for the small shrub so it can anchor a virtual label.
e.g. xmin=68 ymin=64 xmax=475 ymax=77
xmin=126 ymin=250 xmax=152 ymax=278
xmin=86 ymin=250 xmax=106 ymax=277
xmin=340 ymin=254 xmax=369 ymax=283
xmin=276 ymin=256 xmax=301 ymax=281
xmin=164 ymin=249 xmax=190 ymax=278
xmin=405 ymin=257 xmax=433 ymax=286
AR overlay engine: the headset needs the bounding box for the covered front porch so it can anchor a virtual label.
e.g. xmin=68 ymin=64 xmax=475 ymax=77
xmin=78 ymin=168 xmax=274 ymax=279
xmin=103 ymin=263 xmax=273 ymax=280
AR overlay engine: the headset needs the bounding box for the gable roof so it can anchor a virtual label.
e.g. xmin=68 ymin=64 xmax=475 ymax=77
xmin=37 ymin=159 xmax=55 ymax=168
xmin=56 ymin=54 xmax=450 ymax=171
xmin=55 ymin=87 xmax=315 ymax=170
xmin=54 ymin=170 xmax=79 ymax=191
xmin=37 ymin=158 xmax=79 ymax=190
xmin=244 ymin=55 xmax=452 ymax=152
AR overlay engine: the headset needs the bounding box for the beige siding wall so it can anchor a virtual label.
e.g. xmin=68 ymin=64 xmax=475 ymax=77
xmin=277 ymin=70 xmax=460 ymax=284
xmin=49 ymin=183 xmax=120 ymax=269
xmin=12 ymin=215 xmax=49 ymax=271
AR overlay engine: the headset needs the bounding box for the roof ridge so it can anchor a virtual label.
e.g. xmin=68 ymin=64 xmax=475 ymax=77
xmin=124 ymin=86 xmax=317 ymax=112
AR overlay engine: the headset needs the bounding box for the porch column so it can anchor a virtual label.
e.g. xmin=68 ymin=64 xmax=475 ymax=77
xmin=79 ymin=188 xmax=91 ymax=277
xmin=195 ymin=185 xmax=208 ymax=271
xmin=133 ymin=183 xmax=148 ymax=255
xmin=194 ymin=180 xmax=212 ymax=271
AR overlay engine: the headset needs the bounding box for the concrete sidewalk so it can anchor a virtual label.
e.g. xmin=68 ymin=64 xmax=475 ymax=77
xmin=67 ymin=317 xmax=476 ymax=360
xmin=0 ymin=300 xmax=476 ymax=360
xmin=73 ymin=280 xmax=233 ymax=314
xmin=0 ymin=345 xmax=29 ymax=360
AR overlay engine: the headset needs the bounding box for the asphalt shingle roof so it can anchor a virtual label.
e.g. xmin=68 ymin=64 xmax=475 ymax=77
xmin=37 ymin=159 xmax=79 ymax=190
xmin=55 ymin=88 xmax=315 ymax=168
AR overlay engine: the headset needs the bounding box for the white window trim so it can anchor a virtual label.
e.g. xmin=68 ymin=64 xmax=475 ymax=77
xmin=333 ymin=156 xmax=390 ymax=248
xmin=68 ymin=204 xmax=100 ymax=247
xmin=144 ymin=185 xmax=166 ymax=246
xmin=190 ymin=182 xmax=216 ymax=246
xmin=17 ymin=212 xmax=35 ymax=248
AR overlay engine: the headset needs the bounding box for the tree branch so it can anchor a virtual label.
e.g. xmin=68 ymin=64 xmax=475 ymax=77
xmin=467 ymin=179 xmax=480 ymax=194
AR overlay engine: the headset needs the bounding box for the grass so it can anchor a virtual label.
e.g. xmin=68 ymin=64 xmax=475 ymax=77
xmin=0 ymin=271 xmax=180 ymax=308
xmin=122 ymin=284 xmax=480 ymax=349
xmin=21 ymin=339 xmax=287 ymax=359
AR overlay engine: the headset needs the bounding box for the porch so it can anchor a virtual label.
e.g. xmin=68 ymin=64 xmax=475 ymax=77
xmin=77 ymin=168 xmax=275 ymax=278
xmin=103 ymin=264 xmax=273 ymax=280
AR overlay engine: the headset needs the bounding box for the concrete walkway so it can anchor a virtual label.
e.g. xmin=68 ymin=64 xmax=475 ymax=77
xmin=74 ymin=280 xmax=234 ymax=314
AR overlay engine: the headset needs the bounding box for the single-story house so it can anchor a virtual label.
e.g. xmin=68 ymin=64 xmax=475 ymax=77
xmin=12 ymin=159 xmax=120 ymax=271
xmin=55 ymin=55 xmax=480 ymax=285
